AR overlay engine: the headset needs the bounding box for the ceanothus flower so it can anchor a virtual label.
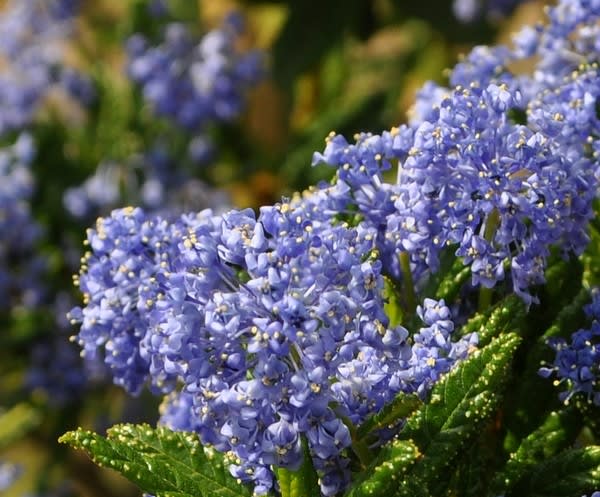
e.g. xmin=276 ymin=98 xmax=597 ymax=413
xmin=72 ymin=187 xmax=477 ymax=496
xmin=390 ymin=82 xmax=596 ymax=304
xmin=0 ymin=0 xmax=91 ymax=135
xmin=126 ymin=12 xmax=262 ymax=134
xmin=315 ymin=75 xmax=597 ymax=305
xmin=68 ymin=207 xmax=216 ymax=394
xmin=0 ymin=133 xmax=45 ymax=310
xmin=540 ymin=289 xmax=600 ymax=406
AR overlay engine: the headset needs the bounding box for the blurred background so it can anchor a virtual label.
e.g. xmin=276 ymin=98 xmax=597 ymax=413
xmin=0 ymin=0 xmax=548 ymax=495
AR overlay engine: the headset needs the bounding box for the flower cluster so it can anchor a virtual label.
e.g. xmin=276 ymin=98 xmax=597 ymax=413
xmin=70 ymin=193 xmax=476 ymax=495
xmin=392 ymin=82 xmax=595 ymax=303
xmin=313 ymin=0 xmax=600 ymax=305
xmin=64 ymin=10 xmax=261 ymax=221
xmin=69 ymin=207 xmax=205 ymax=394
xmin=64 ymin=146 xmax=231 ymax=220
xmin=0 ymin=0 xmax=91 ymax=136
xmin=540 ymin=289 xmax=600 ymax=406
xmin=127 ymin=12 xmax=262 ymax=161
xmin=68 ymin=1 xmax=600 ymax=496
xmin=0 ymin=134 xmax=45 ymax=310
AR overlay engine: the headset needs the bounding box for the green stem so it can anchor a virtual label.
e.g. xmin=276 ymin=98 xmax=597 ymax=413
xmin=478 ymin=208 xmax=501 ymax=312
xmin=399 ymin=252 xmax=417 ymax=316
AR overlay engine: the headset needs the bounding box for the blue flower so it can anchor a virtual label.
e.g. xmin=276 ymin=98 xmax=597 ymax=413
xmin=540 ymin=289 xmax=600 ymax=406
xmin=73 ymin=190 xmax=478 ymax=495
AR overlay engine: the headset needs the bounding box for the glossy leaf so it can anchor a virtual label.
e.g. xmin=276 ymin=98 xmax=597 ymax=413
xmin=398 ymin=333 xmax=521 ymax=495
xmin=505 ymin=446 xmax=600 ymax=497
xmin=59 ymin=423 xmax=251 ymax=497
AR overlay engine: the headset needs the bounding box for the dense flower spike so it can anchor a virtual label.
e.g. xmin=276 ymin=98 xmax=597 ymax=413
xmin=65 ymin=11 xmax=260 ymax=220
xmin=72 ymin=191 xmax=477 ymax=495
xmin=127 ymin=12 xmax=262 ymax=162
xmin=313 ymin=0 xmax=600 ymax=305
xmin=67 ymin=1 xmax=600 ymax=496
xmin=540 ymin=289 xmax=600 ymax=406
xmin=392 ymin=82 xmax=596 ymax=303
xmin=69 ymin=207 xmax=213 ymax=394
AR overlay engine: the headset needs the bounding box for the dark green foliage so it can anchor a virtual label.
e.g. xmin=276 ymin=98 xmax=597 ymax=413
xmin=345 ymin=333 xmax=520 ymax=497
xmin=492 ymin=409 xmax=582 ymax=495
xmin=59 ymin=424 xmax=252 ymax=497
xmin=504 ymin=447 xmax=600 ymax=497
xmin=355 ymin=393 xmax=421 ymax=442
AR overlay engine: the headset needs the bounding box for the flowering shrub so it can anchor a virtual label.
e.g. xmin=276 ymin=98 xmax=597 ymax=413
xmin=2 ymin=0 xmax=600 ymax=497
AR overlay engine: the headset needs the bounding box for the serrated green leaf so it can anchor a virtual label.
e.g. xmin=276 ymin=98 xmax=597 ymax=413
xmin=492 ymin=409 xmax=581 ymax=495
xmin=434 ymin=263 xmax=471 ymax=302
xmin=457 ymin=295 xmax=525 ymax=346
xmin=398 ymin=333 xmax=521 ymax=495
xmin=59 ymin=424 xmax=251 ymax=497
xmin=345 ymin=439 xmax=421 ymax=497
xmin=449 ymin=427 xmax=498 ymax=497
xmin=0 ymin=403 xmax=40 ymax=449
xmin=275 ymin=437 xmax=320 ymax=497
xmin=540 ymin=286 xmax=589 ymax=342
xmin=503 ymin=287 xmax=589 ymax=444
xmin=418 ymin=246 xmax=462 ymax=300
xmin=355 ymin=393 xmax=421 ymax=441
xmin=505 ymin=446 xmax=600 ymax=497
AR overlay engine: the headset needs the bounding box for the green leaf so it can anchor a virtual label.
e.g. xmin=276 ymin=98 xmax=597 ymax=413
xmin=492 ymin=409 xmax=581 ymax=495
xmin=355 ymin=393 xmax=421 ymax=441
xmin=398 ymin=333 xmax=521 ymax=495
xmin=434 ymin=262 xmax=471 ymax=303
xmin=345 ymin=439 xmax=421 ymax=497
xmin=418 ymin=246 xmax=463 ymax=300
xmin=448 ymin=428 xmax=499 ymax=497
xmin=502 ymin=287 xmax=588 ymax=444
xmin=505 ymin=446 xmax=600 ymax=497
xmin=59 ymin=423 xmax=251 ymax=497
xmin=540 ymin=286 xmax=589 ymax=342
xmin=457 ymin=295 xmax=525 ymax=346
xmin=275 ymin=437 xmax=320 ymax=497
xmin=0 ymin=403 xmax=40 ymax=449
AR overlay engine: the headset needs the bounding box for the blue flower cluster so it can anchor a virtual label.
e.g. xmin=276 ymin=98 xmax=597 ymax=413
xmin=68 ymin=0 xmax=600 ymax=495
xmin=64 ymin=146 xmax=231 ymax=220
xmin=70 ymin=194 xmax=476 ymax=495
xmin=314 ymin=0 xmax=600 ymax=305
xmin=540 ymin=289 xmax=600 ymax=406
xmin=127 ymin=12 xmax=262 ymax=158
xmin=0 ymin=134 xmax=45 ymax=310
xmin=0 ymin=0 xmax=91 ymax=304
xmin=64 ymin=10 xmax=261 ymax=221
xmin=0 ymin=0 xmax=92 ymax=135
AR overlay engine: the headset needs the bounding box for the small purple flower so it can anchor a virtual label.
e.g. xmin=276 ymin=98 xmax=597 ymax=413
xmin=540 ymin=289 xmax=600 ymax=406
